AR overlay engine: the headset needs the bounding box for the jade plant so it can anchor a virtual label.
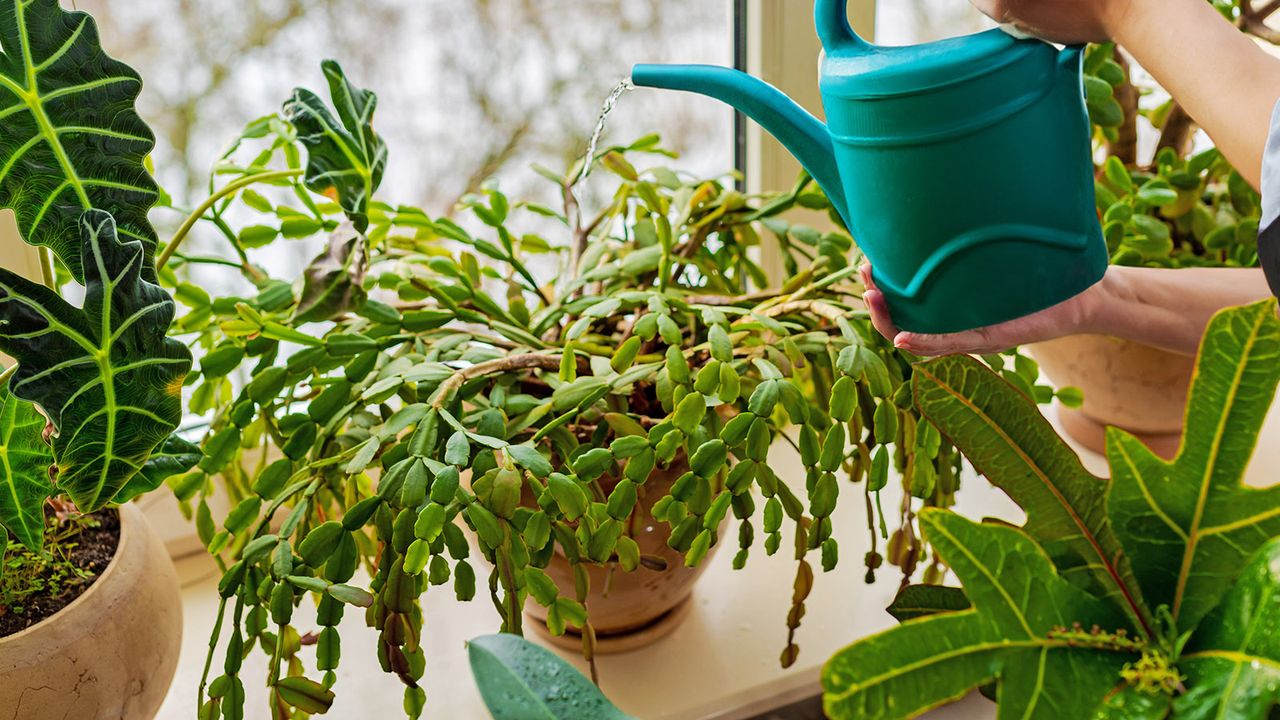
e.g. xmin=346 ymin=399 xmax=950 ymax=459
xmin=1083 ymin=3 xmax=1272 ymax=270
xmin=0 ymin=1 xmax=195 ymax=577
xmin=823 ymin=299 xmax=1280 ymax=718
xmin=136 ymin=46 xmax=1086 ymax=717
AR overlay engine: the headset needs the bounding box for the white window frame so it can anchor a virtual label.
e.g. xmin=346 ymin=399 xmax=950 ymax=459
xmin=739 ymin=0 xmax=875 ymax=282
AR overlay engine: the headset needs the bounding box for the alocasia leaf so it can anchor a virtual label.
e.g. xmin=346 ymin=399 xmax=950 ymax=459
xmin=0 ymin=0 xmax=160 ymax=283
xmin=468 ymin=634 xmax=633 ymax=720
xmin=822 ymin=509 xmax=1131 ymax=720
xmin=283 ymin=60 xmax=386 ymax=232
xmin=293 ymin=222 xmax=368 ymax=323
xmin=112 ymin=433 xmax=202 ymax=504
xmin=1107 ymin=299 xmax=1280 ymax=632
xmin=1174 ymin=536 xmax=1280 ymax=719
xmin=913 ymin=354 xmax=1153 ymax=637
xmin=0 ymin=382 xmax=51 ymax=551
xmin=0 ymin=210 xmax=191 ymax=511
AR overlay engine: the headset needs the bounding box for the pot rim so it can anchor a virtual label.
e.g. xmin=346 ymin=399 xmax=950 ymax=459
xmin=0 ymin=502 xmax=134 ymax=645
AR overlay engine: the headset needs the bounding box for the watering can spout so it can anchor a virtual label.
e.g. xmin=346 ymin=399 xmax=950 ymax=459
xmin=631 ymin=64 xmax=849 ymax=226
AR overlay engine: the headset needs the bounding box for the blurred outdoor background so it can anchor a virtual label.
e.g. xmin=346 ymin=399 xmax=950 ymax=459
xmin=71 ymin=0 xmax=989 ymax=292
xmin=77 ymin=0 xmax=986 ymax=209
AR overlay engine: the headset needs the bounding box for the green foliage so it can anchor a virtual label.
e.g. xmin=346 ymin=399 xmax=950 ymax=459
xmin=0 ymin=0 xmax=196 ymax=578
xmin=283 ymin=59 xmax=386 ymax=232
xmin=0 ymin=383 xmax=53 ymax=551
xmin=824 ymin=511 xmax=1129 ymax=719
xmin=1174 ymin=537 xmax=1280 ymax=718
xmin=0 ymin=211 xmax=192 ymax=512
xmin=113 ymin=434 xmax=203 ymax=504
xmin=1084 ymin=43 xmax=1260 ymax=270
xmin=823 ymin=300 xmax=1280 ymax=718
xmin=0 ymin=0 xmax=160 ymax=283
xmin=468 ymin=634 xmax=633 ymax=720
xmin=913 ymin=349 xmax=1151 ymax=635
xmin=176 ymin=63 xmax=1069 ymax=717
xmin=884 ymin=583 xmax=969 ymax=623
xmin=0 ymin=511 xmax=98 ymax=619
xmin=293 ymin=223 xmax=369 ymax=323
xmin=1109 ymin=300 xmax=1280 ymax=633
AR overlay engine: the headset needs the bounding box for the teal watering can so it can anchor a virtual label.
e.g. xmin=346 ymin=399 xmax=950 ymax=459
xmin=632 ymin=0 xmax=1105 ymax=334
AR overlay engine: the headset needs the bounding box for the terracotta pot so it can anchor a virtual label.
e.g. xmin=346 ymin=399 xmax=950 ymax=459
xmin=1030 ymin=335 xmax=1195 ymax=459
xmin=526 ymin=460 xmax=723 ymax=653
xmin=0 ymin=502 xmax=183 ymax=720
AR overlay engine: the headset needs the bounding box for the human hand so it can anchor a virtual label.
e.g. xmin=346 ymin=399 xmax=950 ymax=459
xmin=968 ymin=0 xmax=1136 ymax=44
xmin=860 ymin=264 xmax=1102 ymax=356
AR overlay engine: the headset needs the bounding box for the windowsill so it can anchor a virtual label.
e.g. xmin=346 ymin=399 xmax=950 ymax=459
xmin=156 ymin=396 xmax=1280 ymax=719
xmin=155 ymin=439 xmax=1027 ymax=719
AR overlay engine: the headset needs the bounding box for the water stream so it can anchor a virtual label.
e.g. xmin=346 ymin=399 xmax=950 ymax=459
xmin=571 ymin=78 xmax=635 ymax=218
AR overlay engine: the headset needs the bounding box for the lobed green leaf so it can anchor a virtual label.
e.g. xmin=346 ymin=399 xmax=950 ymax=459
xmin=0 ymin=0 xmax=160 ymax=282
xmin=0 ymin=210 xmax=190 ymax=510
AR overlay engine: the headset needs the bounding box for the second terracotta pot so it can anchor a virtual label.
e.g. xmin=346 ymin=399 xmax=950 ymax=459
xmin=1031 ymin=334 xmax=1195 ymax=459
xmin=525 ymin=459 xmax=722 ymax=653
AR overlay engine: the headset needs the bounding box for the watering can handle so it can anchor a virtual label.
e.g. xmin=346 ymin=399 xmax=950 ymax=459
xmin=814 ymin=0 xmax=870 ymax=52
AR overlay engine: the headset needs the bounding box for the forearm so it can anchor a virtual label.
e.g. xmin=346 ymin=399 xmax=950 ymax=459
xmin=1085 ymin=265 xmax=1274 ymax=354
xmin=1110 ymin=0 xmax=1280 ymax=188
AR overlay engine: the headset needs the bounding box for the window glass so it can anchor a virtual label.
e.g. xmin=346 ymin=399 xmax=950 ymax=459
xmin=79 ymin=1 xmax=733 ymax=283
xmin=876 ymin=1 xmax=990 ymax=44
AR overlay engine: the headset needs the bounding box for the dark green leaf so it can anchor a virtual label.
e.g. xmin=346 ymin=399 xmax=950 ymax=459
xmin=298 ymin=521 xmax=344 ymax=566
xmin=0 ymin=383 xmax=51 ymax=550
xmin=0 ymin=211 xmax=191 ymax=510
xmin=274 ymin=676 xmax=334 ymax=715
xmin=507 ymin=443 xmax=552 ymax=478
xmin=325 ymin=583 xmax=374 ymax=608
xmin=885 ymin=584 xmax=970 ymax=622
xmin=547 ymin=473 xmax=588 ymax=521
xmin=200 ymin=344 xmax=245 ymax=378
xmin=114 ymin=433 xmax=202 ymax=503
xmin=1107 ymin=300 xmax=1280 ymax=632
xmin=0 ymin=0 xmax=160 ymax=282
xmin=284 ymin=60 xmax=386 ymax=231
xmin=551 ymin=376 xmax=609 ymax=413
xmin=822 ymin=511 xmax=1128 ymax=719
xmin=913 ymin=354 xmax=1152 ymax=635
xmin=1176 ymin=537 xmax=1280 ymax=719
xmin=468 ymin=634 xmax=632 ymax=720
xmin=293 ymin=223 xmax=368 ymax=323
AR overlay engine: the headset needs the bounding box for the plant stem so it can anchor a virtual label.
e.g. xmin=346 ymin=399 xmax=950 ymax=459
xmin=759 ymin=299 xmax=848 ymax=323
xmin=157 ymin=169 xmax=302 ymax=269
xmin=197 ymin=596 xmax=229 ymax=709
xmin=431 ymin=354 xmax=562 ymax=408
xmin=169 ymin=252 xmax=251 ymax=270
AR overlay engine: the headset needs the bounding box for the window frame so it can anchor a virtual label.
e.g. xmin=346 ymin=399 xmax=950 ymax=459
xmin=734 ymin=0 xmax=876 ymax=281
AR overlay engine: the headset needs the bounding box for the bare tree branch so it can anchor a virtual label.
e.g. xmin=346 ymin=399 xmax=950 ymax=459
xmin=1109 ymin=49 xmax=1140 ymax=166
xmin=1156 ymin=104 xmax=1199 ymax=160
xmin=1241 ymin=0 xmax=1280 ymax=44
